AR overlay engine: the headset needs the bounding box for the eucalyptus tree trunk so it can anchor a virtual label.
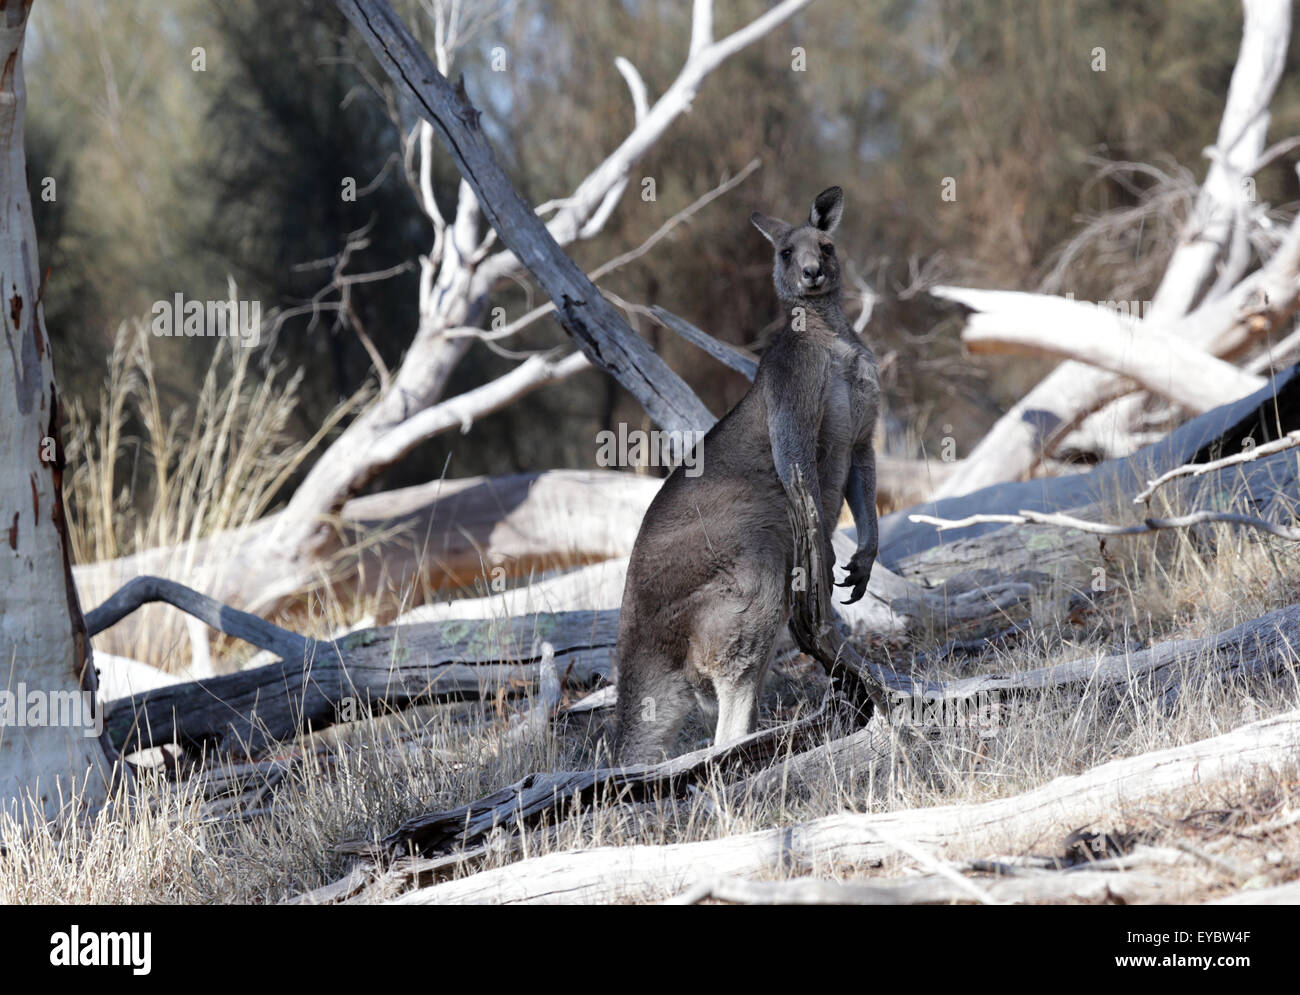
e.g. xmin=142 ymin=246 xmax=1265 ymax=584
xmin=0 ymin=2 xmax=111 ymax=818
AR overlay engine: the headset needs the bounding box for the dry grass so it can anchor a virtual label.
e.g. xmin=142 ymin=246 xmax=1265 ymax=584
xmin=64 ymin=312 xmax=387 ymax=670
xmin=4 ymin=480 xmax=1299 ymax=903
xmin=40 ymin=323 xmax=1300 ymax=903
xmin=65 ymin=316 xmax=312 ymax=568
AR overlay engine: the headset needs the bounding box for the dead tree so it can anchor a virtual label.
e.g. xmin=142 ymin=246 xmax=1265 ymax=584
xmin=74 ymin=0 xmax=810 ymax=647
xmin=931 ymin=0 xmax=1295 ymax=498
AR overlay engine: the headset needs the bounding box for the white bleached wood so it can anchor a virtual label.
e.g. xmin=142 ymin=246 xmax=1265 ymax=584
xmin=940 ymin=287 xmax=1265 ymax=413
xmin=665 ymin=869 xmax=1172 ymax=905
xmin=390 ymin=709 xmax=1300 ymax=904
xmin=196 ymin=0 xmax=811 ymax=620
xmin=932 ymin=0 xmax=1292 ymax=498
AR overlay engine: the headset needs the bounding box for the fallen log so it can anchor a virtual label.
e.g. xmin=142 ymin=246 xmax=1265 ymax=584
xmin=80 ymin=458 xmax=946 ymax=670
xmin=737 ymin=605 xmax=1300 ymax=806
xmin=97 ymin=530 xmax=1300 ymax=765
xmin=927 ymin=0 xmax=1297 ymax=501
xmin=1207 ymin=880 xmax=1300 ymax=904
xmin=664 ymin=868 xmax=1172 ymax=905
xmin=877 ymin=362 xmax=1300 ymax=565
xmin=388 ymin=708 xmax=1300 ymax=903
xmin=347 ymin=501 xmax=1300 ymax=875
xmin=728 ymin=715 xmax=894 ymax=805
xmin=77 ymin=469 xmax=660 ymax=667
xmin=103 ymin=600 xmax=618 ymax=755
xmin=881 ymin=601 xmax=1300 ymax=706
xmin=788 ymin=483 xmax=1300 ymax=712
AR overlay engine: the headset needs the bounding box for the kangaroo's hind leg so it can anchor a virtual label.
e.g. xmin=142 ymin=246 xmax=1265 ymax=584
xmin=704 ymin=574 xmax=785 ymax=747
xmin=713 ymin=633 xmax=779 ymax=746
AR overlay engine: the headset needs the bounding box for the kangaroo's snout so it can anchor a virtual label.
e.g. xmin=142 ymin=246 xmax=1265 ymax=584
xmin=800 ymin=259 xmax=824 ymax=290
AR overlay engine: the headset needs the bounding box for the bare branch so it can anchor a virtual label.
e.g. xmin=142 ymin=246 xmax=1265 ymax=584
xmin=471 ymin=0 xmax=814 ymax=292
xmin=365 ymin=350 xmax=592 ymax=464
xmin=689 ymin=0 xmax=714 ymax=59
xmin=613 ymin=56 xmax=648 ymax=125
xmin=335 ymin=0 xmax=713 ymax=432
xmin=457 ymin=160 xmax=759 ymax=345
xmin=908 ymin=508 xmax=1300 ymax=542
xmin=85 ymin=575 xmax=316 ymax=662
xmin=649 ymin=306 xmax=758 ymax=379
xmin=1134 ymin=429 xmax=1300 ymax=504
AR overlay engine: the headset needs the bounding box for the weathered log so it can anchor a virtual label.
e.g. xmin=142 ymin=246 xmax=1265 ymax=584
xmin=99 ymin=529 xmax=1300 ymax=763
xmin=337 ymin=471 xmax=657 ymax=606
xmin=397 ymin=557 xmax=632 ymax=621
xmin=1207 ymin=880 xmax=1300 ymax=904
xmin=664 ymin=869 xmax=1172 ymax=905
xmin=880 ymin=601 xmax=1300 ymax=707
xmin=342 ymin=506 xmax=1300 ymax=879
xmin=930 ymin=0 xmax=1294 ymax=498
xmin=388 ymin=708 xmax=1300 ymax=903
xmin=77 ymin=469 xmax=659 ymax=664
xmin=728 ymin=715 xmax=894 ymax=805
xmin=745 ymin=601 xmax=1300 ymax=810
xmin=878 ymin=362 xmax=1300 ymax=565
xmin=103 ymin=606 xmax=618 ymax=755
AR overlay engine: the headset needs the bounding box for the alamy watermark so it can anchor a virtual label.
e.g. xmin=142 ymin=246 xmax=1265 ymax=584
xmin=50 ymin=927 xmax=151 ymax=975
xmin=0 ymin=683 xmax=102 ymax=738
xmin=888 ymin=690 xmax=1034 ymax=737
xmin=595 ymin=424 xmax=705 ymax=477
xmin=151 ymin=293 xmax=261 ymax=347
xmin=1064 ymin=291 xmax=1152 ymax=321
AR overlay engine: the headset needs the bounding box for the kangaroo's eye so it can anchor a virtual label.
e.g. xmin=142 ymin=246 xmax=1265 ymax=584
xmin=822 ymin=243 xmax=835 ymax=256
xmin=780 ymin=248 xmax=793 ymax=261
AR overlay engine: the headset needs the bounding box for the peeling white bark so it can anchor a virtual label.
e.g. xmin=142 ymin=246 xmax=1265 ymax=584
xmin=0 ymin=4 xmax=110 ymax=817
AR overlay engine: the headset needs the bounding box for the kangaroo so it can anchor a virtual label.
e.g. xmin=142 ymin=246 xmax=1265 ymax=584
xmin=614 ymin=186 xmax=880 ymax=764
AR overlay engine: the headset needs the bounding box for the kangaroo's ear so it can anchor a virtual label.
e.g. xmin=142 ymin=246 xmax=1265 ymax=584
xmin=751 ymin=211 xmax=790 ymax=246
xmin=809 ymin=186 xmax=844 ymax=232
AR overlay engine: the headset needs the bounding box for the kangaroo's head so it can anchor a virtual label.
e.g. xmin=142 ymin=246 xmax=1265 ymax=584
xmin=751 ymin=186 xmax=843 ymax=303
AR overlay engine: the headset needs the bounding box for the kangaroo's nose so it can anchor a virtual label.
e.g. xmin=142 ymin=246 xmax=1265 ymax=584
xmin=802 ymin=265 xmax=820 ymax=281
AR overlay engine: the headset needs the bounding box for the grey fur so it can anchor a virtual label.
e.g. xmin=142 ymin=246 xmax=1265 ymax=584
xmin=613 ymin=186 xmax=881 ymax=763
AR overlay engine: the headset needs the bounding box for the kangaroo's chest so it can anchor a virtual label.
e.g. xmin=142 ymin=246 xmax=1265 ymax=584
xmin=826 ymin=337 xmax=879 ymax=442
